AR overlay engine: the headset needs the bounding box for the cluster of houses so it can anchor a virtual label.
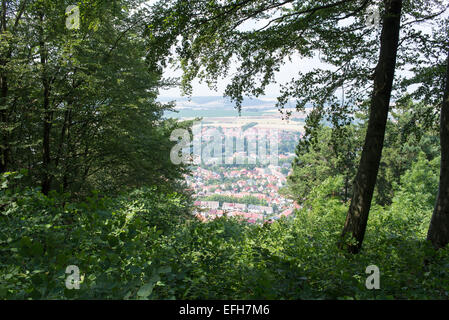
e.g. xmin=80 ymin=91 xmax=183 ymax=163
xmin=185 ymin=127 xmax=302 ymax=224
xmin=188 ymin=166 xmax=289 ymax=200
xmin=190 ymin=126 xmax=300 ymax=167
xmin=193 ymin=200 xmax=296 ymax=224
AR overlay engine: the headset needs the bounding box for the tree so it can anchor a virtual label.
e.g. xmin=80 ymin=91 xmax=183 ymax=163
xmin=395 ymin=15 xmax=449 ymax=249
xmin=0 ymin=0 xmax=28 ymax=173
xmin=374 ymin=99 xmax=440 ymax=206
xmin=427 ymin=51 xmax=449 ymax=249
xmin=283 ymin=124 xmax=360 ymax=203
xmin=283 ymin=98 xmax=440 ymax=208
xmin=0 ymin=0 xmax=190 ymax=196
xmin=340 ymin=0 xmax=404 ymax=253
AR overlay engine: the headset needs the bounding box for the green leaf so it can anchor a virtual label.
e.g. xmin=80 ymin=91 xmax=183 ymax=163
xmin=137 ymin=282 xmax=155 ymax=298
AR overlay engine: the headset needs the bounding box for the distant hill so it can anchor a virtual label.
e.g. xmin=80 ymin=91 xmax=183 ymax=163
xmin=158 ymin=96 xmax=279 ymax=108
xmin=160 ymin=96 xmax=313 ymax=119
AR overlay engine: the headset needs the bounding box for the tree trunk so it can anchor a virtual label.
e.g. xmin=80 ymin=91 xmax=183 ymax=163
xmin=0 ymin=69 xmax=9 ymax=173
xmin=39 ymin=12 xmax=52 ymax=195
xmin=427 ymin=52 xmax=449 ymax=249
xmin=0 ymin=1 xmax=27 ymax=174
xmin=340 ymin=0 xmax=403 ymax=253
xmin=0 ymin=0 xmax=9 ymax=173
xmin=41 ymin=73 xmax=51 ymax=195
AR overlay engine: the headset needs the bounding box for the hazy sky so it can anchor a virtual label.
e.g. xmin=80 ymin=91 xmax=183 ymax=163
xmin=152 ymin=1 xmax=447 ymax=98
xmin=159 ymin=54 xmax=326 ymax=98
xmin=155 ymin=0 xmax=328 ymax=98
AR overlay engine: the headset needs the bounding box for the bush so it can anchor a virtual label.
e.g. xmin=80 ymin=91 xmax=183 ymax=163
xmin=1 ymin=165 xmax=448 ymax=300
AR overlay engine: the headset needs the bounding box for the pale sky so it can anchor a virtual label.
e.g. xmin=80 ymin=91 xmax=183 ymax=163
xmin=159 ymin=54 xmax=326 ymax=98
xmin=154 ymin=0 xmax=327 ymax=98
xmin=150 ymin=0 xmax=448 ymax=98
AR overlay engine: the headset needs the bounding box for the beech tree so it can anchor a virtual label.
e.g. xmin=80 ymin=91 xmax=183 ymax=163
xmin=340 ymin=0 xmax=403 ymax=253
xmin=0 ymin=0 xmax=27 ymax=173
xmin=396 ymin=16 xmax=449 ymax=249
xmin=427 ymin=52 xmax=449 ymax=249
xmin=0 ymin=0 xmax=189 ymax=195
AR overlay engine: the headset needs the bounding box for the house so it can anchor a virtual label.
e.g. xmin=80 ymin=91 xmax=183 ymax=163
xmin=197 ymin=201 xmax=220 ymax=210
xmin=280 ymin=209 xmax=293 ymax=218
xmin=248 ymin=205 xmax=273 ymax=215
xmin=222 ymin=203 xmax=247 ymax=211
xmin=195 ymin=214 xmax=207 ymax=222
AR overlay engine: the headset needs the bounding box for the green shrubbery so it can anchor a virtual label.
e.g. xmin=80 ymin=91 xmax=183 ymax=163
xmin=0 ymin=176 xmax=192 ymax=299
xmin=203 ymin=194 xmax=269 ymax=206
xmin=1 ymin=161 xmax=448 ymax=300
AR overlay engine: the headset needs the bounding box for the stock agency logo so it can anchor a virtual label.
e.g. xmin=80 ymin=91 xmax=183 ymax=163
xmin=66 ymin=5 xmax=80 ymax=30
xmin=366 ymin=3 xmax=381 ymax=28
xmin=365 ymin=265 xmax=380 ymax=290
xmin=65 ymin=265 xmax=81 ymax=290
xmin=170 ymin=121 xmax=279 ymax=166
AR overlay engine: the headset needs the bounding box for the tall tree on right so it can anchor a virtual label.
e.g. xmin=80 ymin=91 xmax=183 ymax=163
xmin=427 ymin=52 xmax=449 ymax=249
xmin=397 ymin=16 xmax=449 ymax=249
xmin=340 ymin=0 xmax=403 ymax=253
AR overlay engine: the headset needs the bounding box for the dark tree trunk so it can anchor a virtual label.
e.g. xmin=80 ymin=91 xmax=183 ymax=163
xmin=0 ymin=71 xmax=8 ymax=173
xmin=340 ymin=0 xmax=403 ymax=253
xmin=427 ymin=53 xmax=449 ymax=249
xmin=61 ymin=109 xmax=73 ymax=193
xmin=344 ymin=174 xmax=349 ymax=202
xmin=0 ymin=1 xmax=26 ymax=174
xmin=39 ymin=13 xmax=52 ymax=195
xmin=0 ymin=0 xmax=9 ymax=173
xmin=41 ymin=76 xmax=51 ymax=195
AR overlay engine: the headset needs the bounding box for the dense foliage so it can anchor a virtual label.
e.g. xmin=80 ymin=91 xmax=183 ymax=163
xmin=0 ymin=0 xmax=190 ymax=196
xmin=1 ymin=158 xmax=448 ymax=299
xmin=283 ymin=99 xmax=441 ymax=207
xmin=203 ymin=194 xmax=269 ymax=206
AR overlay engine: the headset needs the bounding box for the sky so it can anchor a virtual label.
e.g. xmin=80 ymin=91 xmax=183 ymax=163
xmin=154 ymin=0 xmax=328 ymax=98
xmin=150 ymin=0 xmax=448 ymax=98
xmin=158 ymin=54 xmax=326 ymax=98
